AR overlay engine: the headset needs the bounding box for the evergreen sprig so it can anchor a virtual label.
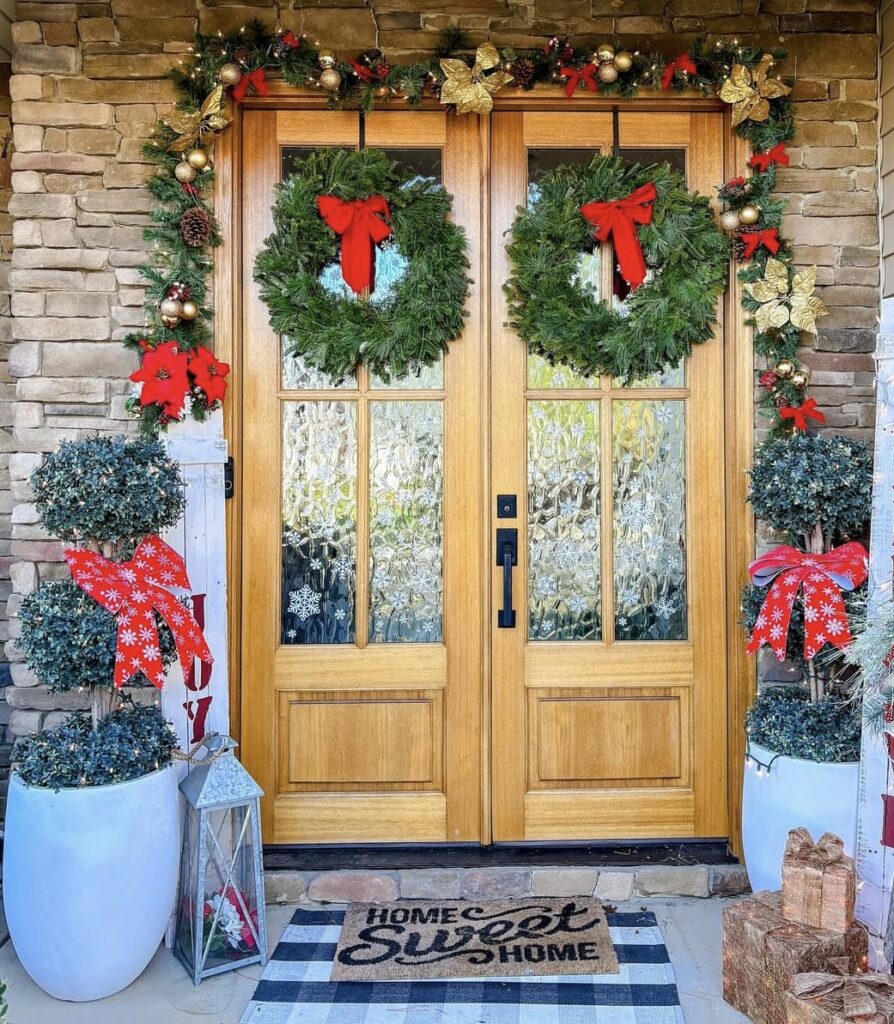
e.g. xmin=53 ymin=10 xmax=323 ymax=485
xmin=254 ymin=147 xmax=471 ymax=380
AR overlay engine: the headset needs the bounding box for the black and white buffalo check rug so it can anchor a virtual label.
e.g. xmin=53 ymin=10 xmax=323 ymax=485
xmin=240 ymin=906 xmax=685 ymax=1023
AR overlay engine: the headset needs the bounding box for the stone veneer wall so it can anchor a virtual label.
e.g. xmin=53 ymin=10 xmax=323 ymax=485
xmin=2 ymin=0 xmax=881 ymax=739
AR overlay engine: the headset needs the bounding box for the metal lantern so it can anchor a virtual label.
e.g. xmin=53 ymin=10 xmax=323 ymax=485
xmin=174 ymin=734 xmax=268 ymax=985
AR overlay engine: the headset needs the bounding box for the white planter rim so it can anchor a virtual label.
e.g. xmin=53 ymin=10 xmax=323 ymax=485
xmin=746 ymin=739 xmax=859 ymax=769
xmin=10 ymin=764 xmax=173 ymax=796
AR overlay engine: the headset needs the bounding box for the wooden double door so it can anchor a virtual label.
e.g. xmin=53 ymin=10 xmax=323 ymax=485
xmin=240 ymin=104 xmax=729 ymax=846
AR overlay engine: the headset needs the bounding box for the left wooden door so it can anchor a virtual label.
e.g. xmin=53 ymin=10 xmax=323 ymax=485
xmin=240 ymin=109 xmax=486 ymax=844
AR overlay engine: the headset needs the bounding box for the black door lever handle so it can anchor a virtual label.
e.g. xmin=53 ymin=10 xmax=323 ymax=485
xmin=496 ymin=528 xmax=518 ymax=629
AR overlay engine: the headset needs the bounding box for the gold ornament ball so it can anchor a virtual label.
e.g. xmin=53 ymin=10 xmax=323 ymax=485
xmin=186 ymin=148 xmax=209 ymax=171
xmin=738 ymin=203 xmax=761 ymax=226
xmin=174 ymin=161 xmax=197 ymax=184
xmin=774 ymin=358 xmax=795 ymax=379
xmin=319 ymin=67 xmax=342 ymax=91
xmin=596 ymin=42 xmax=615 ymax=63
xmin=219 ymin=62 xmax=242 ymax=87
xmin=374 ymin=84 xmax=390 ymax=99
xmin=613 ymin=51 xmax=634 ymax=72
xmin=180 ymin=300 xmax=199 ymax=321
xmin=790 ymin=369 xmax=810 ymax=388
xmin=318 ymin=48 xmax=337 ymax=68
xmin=597 ymin=63 xmax=619 ymax=84
xmin=160 ymin=297 xmax=183 ymax=320
xmin=720 ymin=210 xmax=741 ymax=232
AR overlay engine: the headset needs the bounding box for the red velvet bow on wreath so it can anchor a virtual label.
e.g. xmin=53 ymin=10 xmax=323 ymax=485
xmin=739 ymin=227 xmax=781 ymax=260
xmin=232 ymin=68 xmax=269 ymax=105
xmin=580 ymin=182 xmax=657 ymax=290
xmin=66 ymin=535 xmax=213 ymax=689
xmin=317 ymin=194 xmax=392 ymax=295
xmin=662 ymin=53 xmax=698 ymax=90
xmin=746 ymin=541 xmax=868 ymax=661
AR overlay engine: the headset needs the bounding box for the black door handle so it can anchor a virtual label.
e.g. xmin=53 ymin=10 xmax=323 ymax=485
xmin=496 ymin=528 xmax=518 ymax=629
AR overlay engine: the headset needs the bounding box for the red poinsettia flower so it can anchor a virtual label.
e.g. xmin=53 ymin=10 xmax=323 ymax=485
xmin=130 ymin=340 xmax=190 ymax=419
xmin=188 ymin=346 xmax=230 ymax=406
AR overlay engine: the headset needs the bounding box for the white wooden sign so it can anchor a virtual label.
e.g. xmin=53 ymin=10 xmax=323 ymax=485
xmin=856 ymin=329 xmax=894 ymax=969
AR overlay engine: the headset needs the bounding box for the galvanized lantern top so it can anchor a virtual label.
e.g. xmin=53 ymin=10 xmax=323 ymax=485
xmin=179 ymin=734 xmax=264 ymax=810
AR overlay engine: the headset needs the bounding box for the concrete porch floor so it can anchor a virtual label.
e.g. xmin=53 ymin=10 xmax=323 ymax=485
xmin=1 ymin=898 xmax=750 ymax=1024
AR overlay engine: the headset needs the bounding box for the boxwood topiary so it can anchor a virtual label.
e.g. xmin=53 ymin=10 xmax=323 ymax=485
xmin=31 ymin=435 xmax=185 ymax=544
xmin=746 ymin=685 xmax=860 ymax=763
xmin=18 ymin=579 xmax=177 ymax=693
xmin=746 ymin=433 xmax=872 ymax=542
xmin=14 ymin=703 xmax=178 ymax=788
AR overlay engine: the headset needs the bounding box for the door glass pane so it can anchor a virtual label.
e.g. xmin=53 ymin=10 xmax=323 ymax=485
xmin=528 ymin=400 xmax=601 ymax=641
xmin=369 ymin=400 xmax=444 ymax=642
xmin=617 ymin=148 xmax=687 ymax=178
xmin=612 ymin=400 xmax=687 ymax=641
xmin=614 ymin=364 xmax=685 ymax=390
xmin=281 ymin=401 xmax=357 ymax=644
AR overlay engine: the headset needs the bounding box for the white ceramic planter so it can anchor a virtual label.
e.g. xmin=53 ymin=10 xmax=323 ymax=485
xmin=741 ymin=741 xmax=860 ymax=893
xmin=4 ymin=766 xmax=180 ymax=1002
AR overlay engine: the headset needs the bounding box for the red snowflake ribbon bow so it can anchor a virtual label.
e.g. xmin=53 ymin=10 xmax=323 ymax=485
xmin=349 ymin=59 xmax=388 ymax=83
xmin=750 ymin=143 xmax=790 ymax=173
xmin=317 ymin=194 xmax=392 ymax=294
xmin=232 ymin=68 xmax=269 ymax=104
xmin=65 ymin=535 xmax=213 ymax=689
xmin=739 ymin=227 xmax=781 ymax=259
xmin=580 ymin=182 xmax=657 ymax=290
xmin=780 ymin=397 xmax=826 ymax=433
xmin=746 ymin=541 xmax=868 ymax=661
xmin=662 ymin=53 xmax=698 ymax=90
xmin=560 ymin=63 xmax=599 ymax=98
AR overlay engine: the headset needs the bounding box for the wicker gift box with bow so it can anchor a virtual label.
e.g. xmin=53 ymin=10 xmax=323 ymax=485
xmin=785 ymin=959 xmax=892 ymax=1024
xmin=782 ymin=828 xmax=856 ymax=934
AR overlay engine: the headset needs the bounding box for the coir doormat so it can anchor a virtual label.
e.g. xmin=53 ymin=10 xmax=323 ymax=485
xmin=329 ymin=898 xmax=619 ymax=981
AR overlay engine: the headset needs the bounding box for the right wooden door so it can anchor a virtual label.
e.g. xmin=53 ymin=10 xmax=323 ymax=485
xmin=489 ymin=110 xmax=729 ymax=841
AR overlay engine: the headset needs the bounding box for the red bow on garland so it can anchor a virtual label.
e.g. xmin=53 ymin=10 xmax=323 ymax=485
xmin=349 ymin=58 xmax=388 ymax=83
xmin=739 ymin=227 xmax=781 ymax=260
xmin=662 ymin=53 xmax=698 ymax=90
xmin=280 ymin=31 xmax=301 ymax=49
xmin=560 ymin=63 xmax=599 ymax=98
xmin=232 ymin=68 xmax=269 ymax=104
xmin=750 ymin=143 xmax=790 ymax=173
xmin=779 ymin=397 xmax=826 ymax=432
xmin=317 ymin=194 xmax=392 ymax=294
xmin=66 ymin=536 xmax=214 ymax=690
xmin=746 ymin=541 xmax=868 ymax=661
xmin=580 ymin=182 xmax=657 ymax=290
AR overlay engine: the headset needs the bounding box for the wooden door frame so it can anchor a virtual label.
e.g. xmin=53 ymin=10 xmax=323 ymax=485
xmin=213 ymin=84 xmax=755 ymax=856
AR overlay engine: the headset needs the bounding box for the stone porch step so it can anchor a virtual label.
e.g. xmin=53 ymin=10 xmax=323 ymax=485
xmin=264 ymin=863 xmax=750 ymax=906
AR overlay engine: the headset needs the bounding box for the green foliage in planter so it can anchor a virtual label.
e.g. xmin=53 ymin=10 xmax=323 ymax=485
xmin=18 ymin=579 xmax=177 ymax=693
xmin=747 ymin=434 xmax=872 ymax=542
xmin=746 ymin=685 xmax=860 ymax=763
xmin=741 ymin=581 xmax=867 ymax=672
xmin=14 ymin=703 xmax=178 ymax=789
xmin=31 ymin=435 xmax=185 ymax=544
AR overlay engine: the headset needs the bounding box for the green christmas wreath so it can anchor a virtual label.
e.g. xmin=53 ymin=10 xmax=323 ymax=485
xmin=254 ymin=147 xmax=471 ymax=381
xmin=505 ymin=156 xmax=731 ymax=383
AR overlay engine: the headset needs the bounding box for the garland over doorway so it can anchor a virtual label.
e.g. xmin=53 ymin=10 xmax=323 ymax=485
xmin=126 ymin=23 xmax=826 ymax=438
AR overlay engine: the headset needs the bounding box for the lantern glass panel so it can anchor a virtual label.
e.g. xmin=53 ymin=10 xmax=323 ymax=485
xmin=175 ymin=802 xmax=201 ymax=974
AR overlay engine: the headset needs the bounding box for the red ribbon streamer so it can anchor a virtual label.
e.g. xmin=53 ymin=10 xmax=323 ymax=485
xmin=739 ymin=227 xmax=781 ymax=259
xmin=349 ymin=59 xmax=388 ymax=83
xmin=560 ymin=63 xmax=599 ymax=98
xmin=232 ymin=68 xmax=269 ymax=104
xmin=746 ymin=541 xmax=868 ymax=662
xmin=580 ymin=182 xmax=657 ymax=290
xmin=779 ymin=397 xmax=826 ymax=432
xmin=662 ymin=53 xmax=698 ymax=90
xmin=750 ymin=143 xmax=790 ymax=173
xmin=317 ymin=194 xmax=392 ymax=294
xmin=66 ymin=535 xmax=214 ymax=689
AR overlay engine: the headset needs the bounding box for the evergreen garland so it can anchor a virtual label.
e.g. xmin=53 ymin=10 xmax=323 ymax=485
xmin=254 ymin=147 xmax=471 ymax=381
xmin=505 ymin=157 xmax=730 ymax=382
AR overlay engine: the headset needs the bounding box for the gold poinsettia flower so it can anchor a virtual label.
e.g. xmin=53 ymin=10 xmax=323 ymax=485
xmin=439 ymin=42 xmax=513 ymax=115
xmin=719 ymin=54 xmax=791 ymax=126
xmin=162 ymin=85 xmax=231 ymax=152
xmin=744 ymin=258 xmax=828 ymax=335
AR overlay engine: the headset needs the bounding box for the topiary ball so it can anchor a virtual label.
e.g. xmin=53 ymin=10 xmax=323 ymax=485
xmin=18 ymin=579 xmax=177 ymax=693
xmin=31 ymin=435 xmax=185 ymax=544
xmin=747 ymin=433 xmax=872 ymax=542
xmin=745 ymin=685 xmax=860 ymax=763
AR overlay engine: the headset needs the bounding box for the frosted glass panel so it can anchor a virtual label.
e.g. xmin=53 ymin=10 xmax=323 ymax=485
xmin=282 ymin=341 xmax=357 ymax=390
xmin=371 ymin=359 xmax=443 ymax=390
xmin=614 ymin=364 xmax=685 ymax=390
xmin=369 ymin=401 xmax=444 ymax=642
xmin=612 ymin=400 xmax=687 ymax=641
xmin=528 ymin=400 xmax=601 ymax=640
xmin=281 ymin=401 xmax=357 ymax=644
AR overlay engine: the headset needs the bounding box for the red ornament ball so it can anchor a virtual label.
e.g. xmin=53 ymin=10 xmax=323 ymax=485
xmin=758 ymin=370 xmax=779 ymax=391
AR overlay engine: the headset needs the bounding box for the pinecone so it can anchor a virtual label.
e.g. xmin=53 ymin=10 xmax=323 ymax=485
xmin=511 ymin=57 xmax=536 ymax=89
xmin=718 ymin=176 xmax=751 ymax=204
xmin=233 ymin=45 xmax=253 ymax=68
xmin=180 ymin=206 xmax=213 ymax=248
